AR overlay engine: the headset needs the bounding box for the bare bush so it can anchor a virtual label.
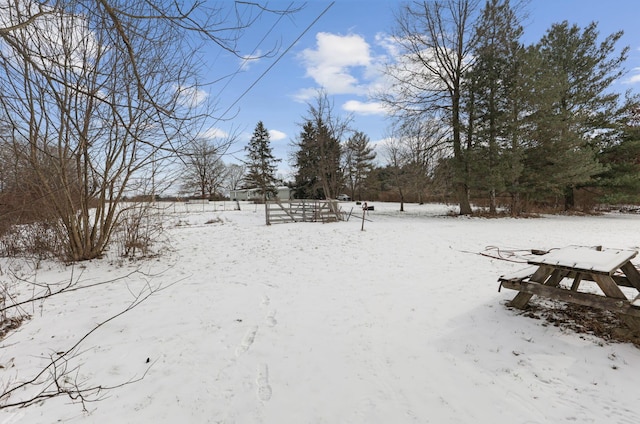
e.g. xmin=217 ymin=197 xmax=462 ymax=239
xmin=113 ymin=202 xmax=167 ymax=259
xmin=0 ymin=281 xmax=31 ymax=340
xmin=0 ymin=221 xmax=66 ymax=260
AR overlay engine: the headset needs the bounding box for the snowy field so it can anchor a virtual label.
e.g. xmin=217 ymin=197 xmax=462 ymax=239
xmin=2 ymin=201 xmax=640 ymax=423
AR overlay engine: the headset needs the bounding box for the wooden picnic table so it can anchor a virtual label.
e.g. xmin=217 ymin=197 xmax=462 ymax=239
xmin=499 ymin=246 xmax=640 ymax=332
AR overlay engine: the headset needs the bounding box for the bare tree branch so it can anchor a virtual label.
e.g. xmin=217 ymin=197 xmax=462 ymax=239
xmin=0 ymin=275 xmax=184 ymax=410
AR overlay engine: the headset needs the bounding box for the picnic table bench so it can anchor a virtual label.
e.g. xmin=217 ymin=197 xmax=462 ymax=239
xmin=499 ymin=246 xmax=640 ymax=332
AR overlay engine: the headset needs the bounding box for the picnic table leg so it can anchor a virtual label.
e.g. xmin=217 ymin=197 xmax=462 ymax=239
xmin=570 ymin=272 xmax=583 ymax=291
xmin=509 ymin=266 xmax=557 ymax=309
xmin=592 ymin=274 xmax=640 ymax=333
xmin=620 ymin=262 xmax=640 ymax=291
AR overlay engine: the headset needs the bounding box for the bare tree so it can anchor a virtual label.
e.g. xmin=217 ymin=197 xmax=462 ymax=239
xmin=0 ymin=0 xmax=299 ymax=261
xmin=180 ymin=138 xmax=230 ymax=200
xmin=396 ymin=119 xmax=448 ymax=204
xmin=382 ymin=137 xmax=410 ymax=212
xmin=225 ymin=163 xmax=246 ymax=193
xmin=380 ymin=0 xmax=481 ymax=215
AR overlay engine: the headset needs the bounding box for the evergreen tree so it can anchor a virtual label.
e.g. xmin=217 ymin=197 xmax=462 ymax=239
xmin=521 ymin=21 xmax=627 ymax=209
xmin=291 ymin=119 xmax=343 ymax=200
xmin=244 ymin=121 xmax=280 ymax=201
xmin=292 ymin=121 xmax=323 ymax=199
xmin=466 ymin=0 xmax=525 ymax=214
xmin=315 ymin=119 xmax=343 ymax=200
xmin=344 ymin=131 xmax=376 ymax=201
xmin=291 ymin=92 xmax=346 ymax=201
xmin=596 ymin=103 xmax=640 ymax=203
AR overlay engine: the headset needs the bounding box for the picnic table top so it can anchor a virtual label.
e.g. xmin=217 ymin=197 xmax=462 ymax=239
xmin=527 ymin=246 xmax=637 ymax=275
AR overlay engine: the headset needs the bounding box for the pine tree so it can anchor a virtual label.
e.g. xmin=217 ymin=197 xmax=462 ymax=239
xmin=466 ymin=0 xmax=525 ymax=214
xmin=596 ymin=104 xmax=640 ymax=203
xmin=291 ymin=119 xmax=343 ymax=200
xmin=314 ymin=119 xmax=343 ymax=200
xmin=521 ymin=21 xmax=626 ymax=210
xmin=292 ymin=92 xmax=346 ymax=201
xmin=244 ymin=121 xmax=280 ymax=201
xmin=344 ymin=131 xmax=376 ymax=201
xmin=292 ymin=121 xmax=323 ymax=199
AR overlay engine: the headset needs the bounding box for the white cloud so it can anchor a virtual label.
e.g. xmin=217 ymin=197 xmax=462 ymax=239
xmin=374 ymin=32 xmax=400 ymax=59
xmin=269 ymin=129 xmax=287 ymax=141
xmin=291 ymin=87 xmax=320 ymax=103
xmin=200 ymin=127 xmax=229 ymax=140
xmin=295 ymin=31 xmax=398 ymax=108
xmin=298 ymin=32 xmax=374 ymax=95
xmin=176 ymin=85 xmax=209 ymax=108
xmin=624 ymin=67 xmax=640 ymax=84
xmin=342 ymin=100 xmax=387 ymax=116
xmin=239 ymin=49 xmax=263 ymax=71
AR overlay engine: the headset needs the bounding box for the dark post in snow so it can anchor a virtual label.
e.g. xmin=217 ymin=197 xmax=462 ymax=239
xmin=361 ymin=202 xmax=368 ymax=231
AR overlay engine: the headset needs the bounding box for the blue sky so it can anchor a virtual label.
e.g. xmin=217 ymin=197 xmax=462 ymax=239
xmin=199 ymin=1 xmax=640 ymax=178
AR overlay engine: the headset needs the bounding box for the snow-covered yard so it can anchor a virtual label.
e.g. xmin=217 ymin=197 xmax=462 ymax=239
xmin=2 ymin=202 xmax=640 ymax=423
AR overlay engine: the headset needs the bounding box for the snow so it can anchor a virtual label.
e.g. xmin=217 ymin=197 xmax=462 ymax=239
xmin=528 ymin=245 xmax=638 ymax=274
xmin=2 ymin=202 xmax=640 ymax=423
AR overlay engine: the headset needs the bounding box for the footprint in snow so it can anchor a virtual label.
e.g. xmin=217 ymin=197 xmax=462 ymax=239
xmin=256 ymin=363 xmax=272 ymax=402
xmin=265 ymin=310 xmax=277 ymax=327
xmin=235 ymin=326 xmax=258 ymax=357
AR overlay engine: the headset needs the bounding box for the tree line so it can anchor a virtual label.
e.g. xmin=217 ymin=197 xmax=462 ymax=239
xmin=2 ymin=0 xmax=640 ymax=262
xmin=212 ymin=0 xmax=640 ymax=216
xmin=380 ymin=0 xmax=640 ymax=215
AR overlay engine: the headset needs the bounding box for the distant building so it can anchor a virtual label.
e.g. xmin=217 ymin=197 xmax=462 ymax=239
xmin=230 ymin=186 xmax=292 ymax=201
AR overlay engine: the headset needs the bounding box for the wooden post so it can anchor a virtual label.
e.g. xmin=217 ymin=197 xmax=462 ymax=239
xmin=361 ymin=202 xmax=367 ymax=231
xmin=302 ymin=199 xmax=307 ymax=222
xmin=265 ymin=202 xmax=270 ymax=225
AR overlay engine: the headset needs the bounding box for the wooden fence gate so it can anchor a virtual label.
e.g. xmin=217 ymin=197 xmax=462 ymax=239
xmin=265 ymin=199 xmax=342 ymax=225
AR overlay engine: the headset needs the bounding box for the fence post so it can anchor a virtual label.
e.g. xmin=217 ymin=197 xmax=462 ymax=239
xmin=361 ymin=202 xmax=368 ymax=231
xmin=265 ymin=201 xmax=270 ymax=225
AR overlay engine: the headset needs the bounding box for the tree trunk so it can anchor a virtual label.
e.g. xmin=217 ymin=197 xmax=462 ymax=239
xmin=489 ymin=188 xmax=497 ymax=215
xmin=452 ymin=81 xmax=472 ymax=215
xmin=456 ymin=182 xmax=472 ymax=215
xmin=564 ymin=186 xmax=575 ymax=211
xmin=510 ymin=191 xmax=520 ymax=217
